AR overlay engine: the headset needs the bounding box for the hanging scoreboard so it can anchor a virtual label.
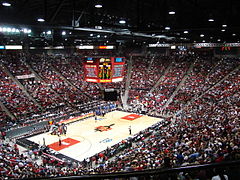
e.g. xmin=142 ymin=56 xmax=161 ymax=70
xmin=83 ymin=57 xmax=125 ymax=83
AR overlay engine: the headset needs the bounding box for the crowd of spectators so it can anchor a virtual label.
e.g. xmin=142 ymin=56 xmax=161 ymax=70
xmin=0 ymin=52 xmax=239 ymax=179
xmin=0 ymin=53 xmax=118 ymax=130
xmin=49 ymin=56 xmax=101 ymax=99
xmin=130 ymin=56 xmax=171 ymax=90
xmin=97 ymin=68 xmax=240 ymax=173
xmin=164 ymin=57 xmax=239 ymax=115
xmin=128 ymin=54 xmax=192 ymax=114
xmin=165 ymin=57 xmax=218 ymax=114
xmin=0 ymin=64 xmax=39 ymax=119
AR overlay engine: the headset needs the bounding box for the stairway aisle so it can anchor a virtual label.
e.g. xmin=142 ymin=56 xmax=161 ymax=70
xmin=162 ymin=61 xmax=195 ymax=110
xmin=122 ymin=56 xmax=133 ymax=108
xmin=1 ymin=64 xmax=43 ymax=111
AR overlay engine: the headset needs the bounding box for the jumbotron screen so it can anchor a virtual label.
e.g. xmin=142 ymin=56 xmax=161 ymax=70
xmin=83 ymin=57 xmax=125 ymax=83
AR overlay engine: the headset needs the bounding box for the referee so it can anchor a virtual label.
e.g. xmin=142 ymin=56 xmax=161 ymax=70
xmin=129 ymin=126 xmax=132 ymax=135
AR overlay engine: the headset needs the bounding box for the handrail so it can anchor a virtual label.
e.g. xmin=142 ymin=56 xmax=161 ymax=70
xmin=38 ymin=160 xmax=240 ymax=179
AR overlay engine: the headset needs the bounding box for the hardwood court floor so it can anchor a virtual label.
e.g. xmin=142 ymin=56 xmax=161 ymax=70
xmin=28 ymin=111 xmax=163 ymax=161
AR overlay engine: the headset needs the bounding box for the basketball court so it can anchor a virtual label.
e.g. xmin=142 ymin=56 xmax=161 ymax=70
xmin=27 ymin=110 xmax=163 ymax=161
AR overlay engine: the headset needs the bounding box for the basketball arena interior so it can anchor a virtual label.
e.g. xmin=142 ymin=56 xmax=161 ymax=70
xmin=0 ymin=0 xmax=240 ymax=179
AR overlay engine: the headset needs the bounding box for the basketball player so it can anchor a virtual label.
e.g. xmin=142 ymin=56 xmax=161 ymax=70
xmin=102 ymin=110 xmax=105 ymax=117
xmin=63 ymin=124 xmax=67 ymax=135
xmin=58 ymin=136 xmax=61 ymax=146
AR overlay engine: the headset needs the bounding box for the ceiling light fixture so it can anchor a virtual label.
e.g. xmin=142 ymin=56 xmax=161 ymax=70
xmin=183 ymin=31 xmax=188 ymax=34
xmin=217 ymin=39 xmax=221 ymax=42
xmin=200 ymin=34 xmax=204 ymax=37
xmin=62 ymin=31 xmax=66 ymax=35
xmin=119 ymin=20 xmax=126 ymax=24
xmin=222 ymin=24 xmax=227 ymax=27
xmin=95 ymin=4 xmax=102 ymax=8
xmin=165 ymin=27 xmax=170 ymax=30
xmin=2 ymin=2 xmax=11 ymax=7
xmin=37 ymin=18 xmax=45 ymax=22
xmin=208 ymin=18 xmax=214 ymax=22
xmin=221 ymin=29 xmax=225 ymax=32
xmin=169 ymin=11 xmax=175 ymax=15
xmin=232 ymin=33 xmax=236 ymax=36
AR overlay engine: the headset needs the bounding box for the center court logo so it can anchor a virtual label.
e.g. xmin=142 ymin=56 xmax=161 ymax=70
xmin=95 ymin=124 xmax=115 ymax=132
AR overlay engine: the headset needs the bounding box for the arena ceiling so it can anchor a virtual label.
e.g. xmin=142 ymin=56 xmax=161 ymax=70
xmin=0 ymin=0 xmax=240 ymax=45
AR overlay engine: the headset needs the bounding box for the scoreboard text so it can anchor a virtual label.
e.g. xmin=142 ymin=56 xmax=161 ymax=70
xmin=83 ymin=57 xmax=125 ymax=83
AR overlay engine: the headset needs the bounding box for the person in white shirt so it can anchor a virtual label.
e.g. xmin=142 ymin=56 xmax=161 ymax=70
xmin=211 ymin=169 xmax=228 ymax=180
xmin=211 ymin=174 xmax=228 ymax=180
